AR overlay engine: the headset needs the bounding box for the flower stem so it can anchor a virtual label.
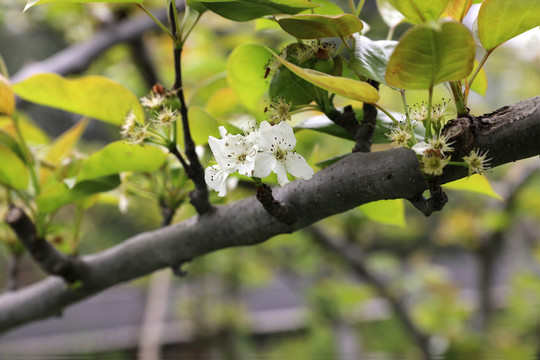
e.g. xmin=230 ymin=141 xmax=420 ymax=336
xmin=468 ymin=50 xmax=492 ymax=92
xmin=425 ymin=87 xmax=433 ymax=140
xmin=374 ymin=103 xmax=398 ymax=125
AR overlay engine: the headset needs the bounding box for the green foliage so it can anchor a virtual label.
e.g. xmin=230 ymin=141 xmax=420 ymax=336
xmin=350 ymin=34 xmax=397 ymax=86
xmin=385 ymin=20 xmax=475 ymax=90
xmin=195 ymin=0 xmax=317 ymax=21
xmin=226 ymin=44 xmax=272 ymax=111
xmin=478 ymin=0 xmax=540 ymax=51
xmin=270 ymin=48 xmax=380 ymax=104
xmin=275 ymin=14 xmax=363 ymax=39
xmin=442 ymin=174 xmax=503 ymax=200
xmin=0 ymin=144 xmax=29 ymax=190
xmin=13 ymin=74 xmax=144 ymax=125
xmin=359 ymin=199 xmax=406 ymax=228
xmin=77 ymin=141 xmax=167 ymax=182
xmin=24 ymin=0 xmax=143 ymax=12
xmin=388 ymin=0 xmax=450 ymax=24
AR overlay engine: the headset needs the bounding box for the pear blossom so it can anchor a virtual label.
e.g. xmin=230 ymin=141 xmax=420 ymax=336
xmin=266 ymin=97 xmax=292 ymax=124
xmin=422 ymin=151 xmax=451 ymax=176
xmin=208 ymin=126 xmax=257 ymax=176
xmin=140 ymin=91 xmax=166 ymax=109
xmin=253 ymin=121 xmax=314 ymax=186
xmin=463 ymin=149 xmax=491 ymax=176
xmin=205 ymin=164 xmax=228 ymax=197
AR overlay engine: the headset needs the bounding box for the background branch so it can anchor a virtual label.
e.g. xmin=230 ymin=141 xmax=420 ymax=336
xmin=0 ymin=96 xmax=538 ymax=334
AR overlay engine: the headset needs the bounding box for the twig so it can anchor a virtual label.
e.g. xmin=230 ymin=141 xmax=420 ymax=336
xmin=408 ymin=180 xmax=448 ymax=216
xmin=4 ymin=205 xmax=86 ymax=284
xmin=169 ymin=3 xmax=212 ymax=215
xmin=354 ymin=80 xmax=380 ymax=153
xmin=256 ymin=184 xmax=297 ymax=225
xmin=309 ymin=226 xmax=432 ymax=360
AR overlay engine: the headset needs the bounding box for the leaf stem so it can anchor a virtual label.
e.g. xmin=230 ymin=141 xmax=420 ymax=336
xmin=374 ymin=103 xmax=398 ymax=125
xmin=137 ymin=4 xmax=174 ymax=39
xmin=468 ymin=50 xmax=492 ymax=93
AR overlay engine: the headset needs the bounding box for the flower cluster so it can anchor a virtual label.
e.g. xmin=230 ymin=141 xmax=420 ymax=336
xmin=120 ymin=87 xmax=179 ymax=146
xmin=463 ymin=149 xmax=491 ymax=176
xmin=412 ymin=135 xmax=454 ymax=176
xmin=205 ymin=120 xmax=314 ymax=196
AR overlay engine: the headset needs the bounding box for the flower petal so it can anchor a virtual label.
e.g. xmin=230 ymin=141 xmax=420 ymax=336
xmin=274 ymin=162 xmax=289 ymax=186
xmin=205 ymin=165 xmax=228 ymax=197
xmin=284 ymin=152 xmax=314 ymax=180
xmin=253 ymin=152 xmax=276 ymax=178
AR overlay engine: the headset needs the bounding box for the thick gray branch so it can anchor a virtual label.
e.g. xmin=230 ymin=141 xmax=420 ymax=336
xmin=0 ymin=97 xmax=538 ymax=334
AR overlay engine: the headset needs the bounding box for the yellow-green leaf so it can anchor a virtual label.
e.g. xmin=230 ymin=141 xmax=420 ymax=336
xmin=442 ymin=174 xmax=503 ymax=200
xmin=77 ymin=141 xmax=167 ymax=182
xmin=37 ymin=175 xmax=121 ymax=213
xmin=0 ymin=114 xmax=49 ymax=145
xmin=45 ymin=118 xmax=89 ymax=165
xmin=385 ymin=20 xmax=475 ymax=90
xmin=269 ymin=48 xmax=379 ymax=103
xmin=227 ymin=44 xmax=272 ymax=111
xmin=469 ymin=59 xmax=488 ymax=96
xmin=359 ymin=199 xmax=406 ymax=228
xmin=0 ymin=144 xmax=28 ymax=190
xmin=445 ymin=0 xmax=473 ymax=22
xmin=0 ymin=74 xmax=14 ymax=116
xmin=275 ymin=14 xmax=363 ymax=39
xmin=478 ymin=0 xmax=540 ymax=51
xmin=24 ymin=0 xmax=143 ymax=12
xmin=388 ymin=0 xmax=450 ymax=24
xmin=198 ymin=0 xmax=317 ymax=22
xmin=13 ymin=74 xmax=143 ymax=125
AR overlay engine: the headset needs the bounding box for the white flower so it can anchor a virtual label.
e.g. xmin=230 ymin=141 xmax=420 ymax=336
xmin=463 ymin=149 xmax=491 ymax=176
xmin=120 ymin=110 xmax=137 ymax=138
xmin=253 ymin=121 xmax=314 ymax=186
xmin=208 ymin=126 xmax=257 ymax=176
xmin=205 ymin=164 xmax=228 ymax=197
xmin=140 ymin=92 xmax=166 ymax=109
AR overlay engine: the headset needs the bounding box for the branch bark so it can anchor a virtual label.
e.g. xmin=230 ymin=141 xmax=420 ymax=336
xmin=0 ymin=97 xmax=538 ymax=334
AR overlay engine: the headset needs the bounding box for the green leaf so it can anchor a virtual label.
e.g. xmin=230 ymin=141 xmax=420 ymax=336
xmin=359 ymin=199 xmax=406 ymax=228
xmin=269 ymin=48 xmax=380 ymax=103
xmin=45 ymin=118 xmax=89 ymax=165
xmin=77 ymin=141 xmax=167 ymax=182
xmin=442 ymin=174 xmax=503 ymax=200
xmin=187 ymin=0 xmax=208 ymax=13
xmin=198 ymin=0 xmax=317 ymax=21
xmin=0 ymin=144 xmax=28 ymax=190
xmin=477 ymin=0 xmax=540 ymax=51
xmin=0 ymin=129 xmax=26 ymax=162
xmin=179 ymin=106 xmax=220 ymax=145
xmin=349 ymin=34 xmax=397 ymax=86
xmin=0 ymin=114 xmax=50 ymax=145
xmin=24 ymin=0 xmax=143 ymax=12
xmin=388 ymin=0 xmax=450 ymax=24
xmin=385 ymin=20 xmax=475 ymax=90
xmin=303 ymin=0 xmax=344 ymax=15
xmin=13 ymin=74 xmax=144 ymax=125
xmin=227 ymin=44 xmax=272 ymax=111
xmin=275 ymin=14 xmax=363 ymax=39
xmin=37 ymin=175 xmax=121 ymax=213
xmin=376 ymin=0 xmax=405 ymax=28
xmin=269 ymin=66 xmax=317 ymax=106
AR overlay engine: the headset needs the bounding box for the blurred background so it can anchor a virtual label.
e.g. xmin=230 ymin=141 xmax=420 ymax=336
xmin=0 ymin=0 xmax=539 ymax=358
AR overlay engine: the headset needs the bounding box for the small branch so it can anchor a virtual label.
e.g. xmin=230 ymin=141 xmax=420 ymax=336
xmin=408 ymin=180 xmax=448 ymax=216
xmin=353 ymin=80 xmax=380 ymax=152
xmin=309 ymin=226 xmax=432 ymax=360
xmin=256 ymin=184 xmax=297 ymax=225
xmin=169 ymin=4 xmax=211 ymax=215
xmin=4 ymin=206 xmax=86 ymax=284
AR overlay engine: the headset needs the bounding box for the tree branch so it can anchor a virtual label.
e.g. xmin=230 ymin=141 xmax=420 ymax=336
xmin=0 ymin=97 xmax=538 ymax=334
xmin=11 ymin=7 xmax=179 ymax=83
xmin=4 ymin=206 xmax=86 ymax=284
